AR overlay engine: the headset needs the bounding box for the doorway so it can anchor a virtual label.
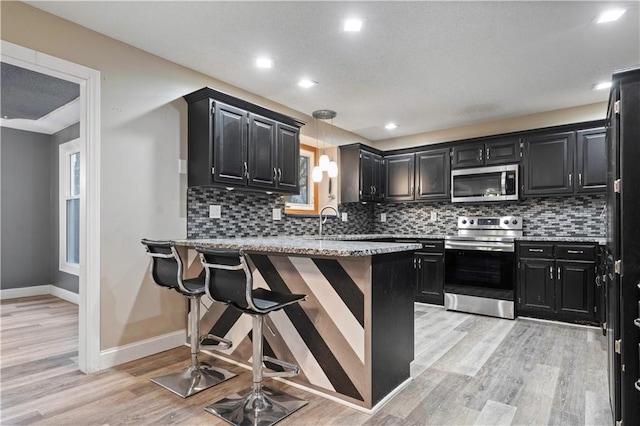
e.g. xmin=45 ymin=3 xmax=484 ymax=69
xmin=1 ymin=40 xmax=101 ymax=373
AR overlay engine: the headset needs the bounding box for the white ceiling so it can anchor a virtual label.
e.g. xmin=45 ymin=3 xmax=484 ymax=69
xmin=26 ymin=1 xmax=640 ymax=141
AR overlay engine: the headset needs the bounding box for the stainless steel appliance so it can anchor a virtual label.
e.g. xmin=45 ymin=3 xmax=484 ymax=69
xmin=604 ymin=66 xmax=640 ymax=424
xmin=444 ymin=215 xmax=523 ymax=319
xmin=451 ymin=164 xmax=518 ymax=203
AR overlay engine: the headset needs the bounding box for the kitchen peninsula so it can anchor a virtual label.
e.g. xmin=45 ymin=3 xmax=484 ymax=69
xmin=174 ymin=237 xmax=421 ymax=410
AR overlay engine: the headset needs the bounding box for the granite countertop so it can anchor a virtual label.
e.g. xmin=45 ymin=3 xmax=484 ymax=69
xmin=322 ymin=234 xmax=606 ymax=244
xmin=174 ymin=237 xmax=422 ymax=257
xmin=517 ymin=235 xmax=606 ymax=245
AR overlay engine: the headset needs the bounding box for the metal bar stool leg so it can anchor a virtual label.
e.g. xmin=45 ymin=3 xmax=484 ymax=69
xmin=204 ymin=315 xmax=307 ymax=426
xmin=150 ymin=295 xmax=236 ymax=398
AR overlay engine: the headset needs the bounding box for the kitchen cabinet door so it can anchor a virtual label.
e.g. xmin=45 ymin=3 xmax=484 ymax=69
xmin=248 ymin=114 xmax=277 ymax=189
xmin=385 ymin=153 xmax=415 ymax=202
xmin=276 ymin=123 xmax=300 ymax=193
xmin=451 ymin=142 xmax=484 ymax=169
xmin=373 ymin=154 xmax=385 ymax=201
xmin=556 ymin=260 xmax=595 ymax=319
xmin=415 ymin=148 xmax=450 ymax=201
xmin=484 ymin=138 xmax=520 ymax=166
xmin=415 ymin=253 xmax=444 ymax=305
xmin=360 ymin=150 xmax=375 ymax=200
xmin=518 ymin=258 xmax=555 ymax=313
xmin=522 ymin=131 xmax=575 ymax=196
xmin=576 ymin=128 xmax=606 ymax=194
xmin=213 ymin=102 xmax=248 ymax=186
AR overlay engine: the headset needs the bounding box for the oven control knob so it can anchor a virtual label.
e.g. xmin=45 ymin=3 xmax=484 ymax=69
xmin=512 ymin=219 xmax=518 ymax=225
xmin=470 ymin=220 xmax=475 ymax=224
xmin=503 ymin=219 xmax=509 ymax=225
xmin=461 ymin=219 xmax=467 ymax=224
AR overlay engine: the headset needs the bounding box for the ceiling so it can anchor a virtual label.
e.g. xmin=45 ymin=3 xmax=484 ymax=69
xmin=26 ymin=1 xmax=640 ymax=141
xmin=0 ymin=62 xmax=80 ymax=134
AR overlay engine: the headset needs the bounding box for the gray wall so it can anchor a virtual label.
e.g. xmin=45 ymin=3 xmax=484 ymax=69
xmin=51 ymin=123 xmax=80 ymax=293
xmin=1 ymin=127 xmax=53 ymax=289
xmin=0 ymin=124 xmax=80 ymax=293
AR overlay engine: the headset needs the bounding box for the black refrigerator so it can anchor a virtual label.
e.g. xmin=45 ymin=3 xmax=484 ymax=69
xmin=606 ymin=65 xmax=640 ymax=425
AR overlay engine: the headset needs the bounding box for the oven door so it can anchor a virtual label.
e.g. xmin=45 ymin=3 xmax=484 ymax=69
xmin=444 ymin=247 xmax=515 ymax=301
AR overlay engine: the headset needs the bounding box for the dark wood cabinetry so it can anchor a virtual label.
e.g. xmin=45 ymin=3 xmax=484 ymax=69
xmin=517 ymin=242 xmax=597 ymax=324
xmin=414 ymin=240 xmax=445 ymax=305
xmin=184 ymin=87 xmax=303 ymax=193
xmin=383 ymin=148 xmax=450 ymax=203
xmin=522 ymin=127 xmax=605 ymax=197
xmin=340 ymin=145 xmax=385 ymax=202
xmin=451 ymin=137 xmax=519 ymax=169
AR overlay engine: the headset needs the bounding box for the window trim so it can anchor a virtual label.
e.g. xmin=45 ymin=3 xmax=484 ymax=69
xmin=285 ymin=144 xmax=319 ymax=215
xmin=59 ymin=138 xmax=81 ymax=276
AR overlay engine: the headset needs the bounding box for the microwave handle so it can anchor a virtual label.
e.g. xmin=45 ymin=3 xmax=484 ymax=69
xmin=501 ymin=171 xmax=506 ymax=195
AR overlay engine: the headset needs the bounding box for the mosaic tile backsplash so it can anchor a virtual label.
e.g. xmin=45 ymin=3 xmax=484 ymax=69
xmin=187 ymin=187 xmax=605 ymax=239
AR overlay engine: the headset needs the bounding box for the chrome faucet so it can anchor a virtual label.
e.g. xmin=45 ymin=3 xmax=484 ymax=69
xmin=319 ymin=205 xmax=339 ymax=237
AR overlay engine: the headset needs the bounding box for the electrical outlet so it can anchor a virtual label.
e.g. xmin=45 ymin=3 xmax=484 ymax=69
xmin=341 ymin=212 xmax=348 ymax=222
xmin=430 ymin=211 xmax=437 ymax=221
xmin=380 ymin=213 xmax=387 ymax=222
xmin=209 ymin=205 xmax=221 ymax=219
xmin=272 ymin=208 xmax=282 ymax=221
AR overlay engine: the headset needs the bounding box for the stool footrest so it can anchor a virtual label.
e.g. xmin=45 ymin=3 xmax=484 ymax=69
xmin=200 ymin=334 xmax=232 ymax=350
xmin=262 ymin=355 xmax=299 ymax=378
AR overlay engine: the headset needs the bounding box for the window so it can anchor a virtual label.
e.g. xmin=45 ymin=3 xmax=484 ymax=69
xmin=285 ymin=144 xmax=318 ymax=214
xmin=59 ymin=139 xmax=80 ymax=275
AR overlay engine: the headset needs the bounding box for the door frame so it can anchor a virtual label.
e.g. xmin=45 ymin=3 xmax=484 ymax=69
xmin=1 ymin=40 xmax=101 ymax=373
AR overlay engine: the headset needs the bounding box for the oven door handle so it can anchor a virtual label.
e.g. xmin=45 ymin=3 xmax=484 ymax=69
xmin=445 ymin=240 xmax=514 ymax=252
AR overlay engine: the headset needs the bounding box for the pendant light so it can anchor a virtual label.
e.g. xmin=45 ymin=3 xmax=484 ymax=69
xmin=312 ymin=109 xmax=338 ymax=182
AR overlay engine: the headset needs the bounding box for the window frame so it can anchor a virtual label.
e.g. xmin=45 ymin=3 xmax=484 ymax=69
xmin=285 ymin=144 xmax=319 ymax=215
xmin=59 ymin=138 xmax=81 ymax=276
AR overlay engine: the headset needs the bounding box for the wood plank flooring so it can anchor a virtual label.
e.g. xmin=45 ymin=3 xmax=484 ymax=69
xmin=1 ymin=296 xmax=612 ymax=425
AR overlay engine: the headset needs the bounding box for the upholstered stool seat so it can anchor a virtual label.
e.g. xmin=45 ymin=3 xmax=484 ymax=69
xmin=197 ymin=246 xmax=308 ymax=426
xmin=141 ymin=239 xmax=236 ymax=398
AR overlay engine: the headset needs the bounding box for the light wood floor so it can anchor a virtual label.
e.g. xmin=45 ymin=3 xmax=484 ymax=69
xmin=1 ymin=295 xmax=612 ymax=425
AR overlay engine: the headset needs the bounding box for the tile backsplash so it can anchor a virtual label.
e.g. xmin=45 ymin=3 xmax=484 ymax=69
xmin=188 ymin=187 xmax=605 ymax=239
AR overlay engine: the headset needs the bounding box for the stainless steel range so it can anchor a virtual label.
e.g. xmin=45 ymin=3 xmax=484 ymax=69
xmin=444 ymin=215 xmax=523 ymax=319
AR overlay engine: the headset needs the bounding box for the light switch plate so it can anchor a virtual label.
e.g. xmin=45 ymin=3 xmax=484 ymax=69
xmin=430 ymin=211 xmax=437 ymax=221
xmin=209 ymin=205 xmax=221 ymax=219
xmin=272 ymin=208 xmax=282 ymax=221
xmin=380 ymin=213 xmax=387 ymax=222
xmin=341 ymin=212 xmax=348 ymax=222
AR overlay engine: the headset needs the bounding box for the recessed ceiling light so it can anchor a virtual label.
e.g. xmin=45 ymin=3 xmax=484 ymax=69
xmin=593 ymin=81 xmax=612 ymax=90
xmin=596 ymin=8 xmax=626 ymax=23
xmin=298 ymin=79 xmax=317 ymax=88
xmin=256 ymin=57 xmax=273 ymax=69
xmin=343 ymin=19 xmax=364 ymax=32
xmin=385 ymin=123 xmax=397 ymax=130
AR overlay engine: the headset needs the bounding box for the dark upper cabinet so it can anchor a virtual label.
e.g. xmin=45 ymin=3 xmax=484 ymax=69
xmin=385 ymin=153 xmax=415 ymax=202
xmin=576 ymin=128 xmax=606 ymax=193
xmin=340 ymin=146 xmax=385 ymax=202
xmin=184 ymin=87 xmax=303 ymax=193
xmin=415 ymin=148 xmax=450 ymax=201
xmin=451 ymin=138 xmax=519 ymax=169
xmin=522 ymin=131 xmax=575 ymax=196
xmin=360 ymin=151 xmax=385 ymax=201
xmin=517 ymin=242 xmax=597 ymax=324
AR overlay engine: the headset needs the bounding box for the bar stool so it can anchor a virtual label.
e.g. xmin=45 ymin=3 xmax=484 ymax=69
xmin=196 ymin=247 xmax=308 ymax=426
xmin=141 ymin=239 xmax=236 ymax=398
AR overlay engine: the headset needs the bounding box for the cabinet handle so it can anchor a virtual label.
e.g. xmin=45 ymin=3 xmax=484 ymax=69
xmin=568 ymin=173 xmax=572 ymax=187
xmin=277 ymin=168 xmax=282 ymax=181
xmin=529 ymin=248 xmax=544 ymax=253
xmin=373 ymin=185 xmax=376 ymax=194
xmin=413 ymin=258 xmax=417 ymax=269
xmin=567 ymin=250 xmax=584 ymax=254
xmin=478 ymin=148 xmax=483 ymax=161
xmin=557 ymin=266 xmax=561 ymax=280
xmin=550 ymin=266 xmax=553 ymax=280
xmin=579 ymin=173 xmax=582 ymax=187
xmin=635 ymin=380 xmax=640 ymax=392
xmin=486 ymin=147 xmax=490 ymax=160
xmin=423 ymin=244 xmax=436 ymax=248
xmin=418 ymin=258 xmax=422 ymax=269
xmin=273 ymin=168 xmax=278 ymax=180
xmin=634 ymin=318 xmax=640 ymax=328
xmin=411 ymin=185 xmax=414 ymax=194
xmin=244 ymin=162 xmax=249 ymax=178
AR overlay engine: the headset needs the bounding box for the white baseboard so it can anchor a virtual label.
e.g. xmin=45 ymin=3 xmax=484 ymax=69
xmin=99 ymin=330 xmax=186 ymax=370
xmin=0 ymin=284 xmax=79 ymax=305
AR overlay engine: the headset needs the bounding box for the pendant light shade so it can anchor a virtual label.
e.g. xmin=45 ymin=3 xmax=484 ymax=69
xmin=327 ymin=161 xmax=339 ymax=178
xmin=311 ymin=109 xmax=338 ymax=183
xmin=312 ymin=165 xmax=323 ymax=182
xmin=319 ymin=154 xmax=330 ymax=171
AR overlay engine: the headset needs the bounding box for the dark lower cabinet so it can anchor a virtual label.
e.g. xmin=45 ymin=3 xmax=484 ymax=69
xmin=413 ymin=240 xmax=445 ymax=305
xmin=517 ymin=242 xmax=597 ymax=324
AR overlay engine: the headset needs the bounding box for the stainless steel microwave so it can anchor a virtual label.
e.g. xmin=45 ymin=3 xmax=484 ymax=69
xmin=451 ymin=164 xmax=519 ymax=203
